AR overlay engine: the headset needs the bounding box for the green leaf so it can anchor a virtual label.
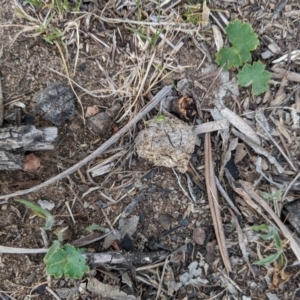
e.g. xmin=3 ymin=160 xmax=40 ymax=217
xmin=86 ymin=224 xmax=109 ymax=233
xmin=25 ymin=0 xmax=42 ymax=7
xmin=15 ymin=198 xmax=54 ymax=230
xmin=237 ymin=62 xmax=271 ymax=95
xmin=253 ymin=251 xmax=281 ymax=265
xmin=215 ymin=47 xmax=242 ymax=69
xmin=251 ymin=224 xmax=269 ymax=231
xmin=44 ymin=243 xmax=89 ymax=279
xmin=273 ymin=232 xmax=282 ymax=251
xmin=261 ymin=189 xmax=284 ymax=201
xmin=63 ymin=245 xmax=89 ymax=278
xmin=44 ymin=241 xmax=64 ymax=278
xmin=215 ymin=20 xmax=259 ymax=70
xmin=44 ymin=240 xmax=61 ymax=262
xmin=226 ymin=20 xmax=259 ymax=63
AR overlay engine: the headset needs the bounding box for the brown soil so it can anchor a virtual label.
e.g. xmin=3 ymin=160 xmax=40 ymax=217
xmin=1 ymin=0 xmax=300 ymax=299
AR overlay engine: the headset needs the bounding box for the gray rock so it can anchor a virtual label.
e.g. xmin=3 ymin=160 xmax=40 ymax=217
xmin=33 ymin=82 xmax=76 ymax=125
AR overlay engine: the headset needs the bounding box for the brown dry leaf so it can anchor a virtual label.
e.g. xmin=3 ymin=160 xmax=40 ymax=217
xmin=86 ymin=277 xmax=137 ymax=300
xmin=270 ymin=74 xmax=287 ymax=106
xmin=270 ymin=261 xmax=291 ymax=289
xmin=220 ymin=106 xmax=261 ymax=145
xmin=202 ymin=0 xmax=210 ymax=27
xmin=212 ymin=25 xmax=223 ymax=51
xmin=205 ymin=240 xmax=216 ymax=263
xmin=85 ymin=105 xmax=99 ymax=118
xmin=23 ymin=153 xmax=41 ymax=172
xmin=235 ymin=143 xmax=247 ymax=163
xmin=159 ymin=214 xmax=174 ymax=230
xmin=272 ymin=117 xmax=292 ymax=144
xmin=192 ymin=227 xmax=206 ymax=245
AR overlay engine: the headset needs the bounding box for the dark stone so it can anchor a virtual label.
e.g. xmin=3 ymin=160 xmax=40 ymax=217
xmin=33 ymin=82 xmax=76 ymax=125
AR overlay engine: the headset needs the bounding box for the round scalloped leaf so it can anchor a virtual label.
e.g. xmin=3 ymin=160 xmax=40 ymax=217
xmin=63 ymin=244 xmax=89 ymax=279
xmin=237 ymin=62 xmax=271 ymax=95
xmin=44 ymin=243 xmax=89 ymax=279
xmin=45 ymin=247 xmax=66 ymax=279
xmin=226 ymin=20 xmax=259 ymax=64
xmin=215 ymin=47 xmax=242 ymax=70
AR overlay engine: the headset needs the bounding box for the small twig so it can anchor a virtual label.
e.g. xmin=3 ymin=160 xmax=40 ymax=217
xmin=101 ymin=208 xmax=115 ymax=234
xmin=46 ymin=287 xmax=61 ymax=300
xmin=193 ymin=119 xmax=229 ymax=135
xmin=205 ymin=133 xmax=232 ymax=272
xmin=229 ymin=209 xmax=256 ymax=278
xmin=281 ymin=172 xmax=300 ymax=202
xmin=218 ymin=268 xmax=243 ymax=293
xmin=0 ymin=246 xmax=48 ymax=254
xmin=215 ymin=176 xmax=241 ymax=217
xmin=65 ymin=201 xmax=76 ymax=224
xmin=54 ymin=40 xmax=85 ymax=123
xmin=0 ymin=85 xmax=172 ymax=200
xmin=172 ymin=168 xmax=193 ymax=202
xmin=0 ymin=77 xmax=3 ymax=127
xmin=155 ymin=257 xmax=170 ymax=300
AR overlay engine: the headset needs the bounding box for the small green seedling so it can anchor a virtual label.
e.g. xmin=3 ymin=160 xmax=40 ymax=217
xmin=25 ymin=0 xmax=42 ymax=7
xmin=183 ymin=5 xmax=203 ymax=24
xmin=15 ymin=198 xmax=88 ymax=279
xmin=261 ymin=188 xmax=284 ymax=202
xmin=44 ymin=241 xmax=89 ymax=279
xmin=215 ymin=20 xmax=271 ymax=95
xmin=15 ymin=198 xmax=54 ymax=230
xmin=86 ymin=224 xmax=109 ymax=233
xmin=251 ymin=224 xmax=285 ymax=266
xmin=230 ymin=218 xmax=236 ymax=231
xmin=154 ymin=114 xmax=166 ymax=122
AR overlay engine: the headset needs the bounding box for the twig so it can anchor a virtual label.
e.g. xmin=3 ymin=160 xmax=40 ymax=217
xmin=0 ymin=77 xmax=3 ymax=127
xmin=193 ymin=119 xmax=229 ymax=135
xmin=229 ymin=209 xmax=256 ymax=278
xmin=215 ymin=176 xmax=241 ymax=217
xmin=281 ymin=172 xmax=300 ymax=202
xmin=45 ymin=287 xmax=61 ymax=300
xmin=205 ymin=133 xmax=232 ymax=272
xmin=155 ymin=257 xmax=170 ymax=300
xmin=0 ymin=246 xmax=48 ymax=254
xmin=172 ymin=168 xmax=193 ymax=202
xmin=0 ymin=85 xmax=172 ymax=200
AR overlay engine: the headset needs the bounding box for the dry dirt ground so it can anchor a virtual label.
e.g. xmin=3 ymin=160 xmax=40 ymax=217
xmin=1 ymin=0 xmax=300 ymax=299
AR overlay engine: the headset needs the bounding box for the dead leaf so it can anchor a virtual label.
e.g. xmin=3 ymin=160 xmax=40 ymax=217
xmin=212 ymin=25 xmax=223 ymax=51
xmin=23 ymin=153 xmax=41 ymax=172
xmin=85 ymin=105 xmax=99 ymax=118
xmin=159 ymin=214 xmax=174 ymax=230
xmin=270 ymin=261 xmax=291 ymax=289
xmin=205 ymin=240 xmax=216 ymax=263
xmin=221 ymin=106 xmax=261 ymax=145
xmin=202 ymin=0 xmax=210 ymax=27
xmin=87 ymin=277 xmax=137 ymax=300
xmin=192 ymin=227 xmax=206 ymax=245
xmin=272 ymin=117 xmax=292 ymax=144
xmin=235 ymin=143 xmax=247 ymax=163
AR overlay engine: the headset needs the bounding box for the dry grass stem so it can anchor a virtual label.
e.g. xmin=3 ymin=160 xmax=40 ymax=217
xmin=205 ymin=133 xmax=232 ymax=272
